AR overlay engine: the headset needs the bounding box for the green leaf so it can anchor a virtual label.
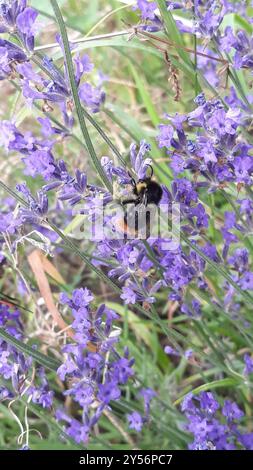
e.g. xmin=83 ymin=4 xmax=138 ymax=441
xmin=222 ymin=12 xmax=253 ymax=35
xmin=0 ymin=292 xmax=33 ymax=314
xmin=129 ymin=62 xmax=160 ymax=127
xmin=234 ymin=13 xmax=253 ymax=34
xmin=173 ymin=378 xmax=240 ymax=406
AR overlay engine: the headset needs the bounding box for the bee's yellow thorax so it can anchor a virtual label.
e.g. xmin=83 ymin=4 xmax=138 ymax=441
xmin=136 ymin=181 xmax=147 ymax=194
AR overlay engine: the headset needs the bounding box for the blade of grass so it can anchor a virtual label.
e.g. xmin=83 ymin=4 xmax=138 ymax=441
xmin=0 ymin=292 xmax=33 ymax=314
xmin=173 ymin=378 xmax=240 ymax=406
xmin=84 ymin=2 xmax=135 ymax=38
xmin=192 ymin=6 xmax=199 ymax=96
xmin=129 ymin=62 xmax=160 ymax=127
xmin=234 ymin=13 xmax=253 ymax=34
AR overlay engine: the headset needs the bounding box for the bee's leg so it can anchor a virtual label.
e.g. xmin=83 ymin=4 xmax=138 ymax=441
xmin=143 ymin=191 xmax=148 ymax=207
xmin=142 ymin=191 xmax=151 ymax=238
xmin=122 ymin=198 xmax=140 ymax=206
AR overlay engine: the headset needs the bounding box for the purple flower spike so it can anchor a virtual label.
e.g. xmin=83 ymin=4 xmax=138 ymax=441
xmin=16 ymin=7 xmax=38 ymax=36
xmin=244 ymin=354 xmax=253 ymax=375
xmin=127 ymin=411 xmax=143 ymax=432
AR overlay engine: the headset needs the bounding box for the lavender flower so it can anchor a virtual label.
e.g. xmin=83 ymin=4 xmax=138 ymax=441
xmin=79 ymin=82 xmax=105 ymax=113
xmin=0 ymin=304 xmax=54 ymax=408
xmin=0 ymin=1 xmax=39 ymax=51
xmin=0 ymin=211 xmax=21 ymax=234
xmin=0 ymin=38 xmax=27 ymax=79
xmin=139 ymin=387 xmax=156 ymax=420
xmin=19 ymin=50 xmax=106 ymax=124
xmin=193 ymin=1 xmax=226 ymax=40
xmin=127 ymin=411 xmax=143 ymax=432
xmin=16 ymin=182 xmax=48 ymax=223
xmin=181 ymin=391 xmax=251 ymax=450
xmin=157 ymin=95 xmax=253 ymax=189
xmin=56 ymin=288 xmax=137 ymax=443
xmin=133 ymin=0 xmax=157 ymax=21
xmin=244 ymin=354 xmax=253 ymax=375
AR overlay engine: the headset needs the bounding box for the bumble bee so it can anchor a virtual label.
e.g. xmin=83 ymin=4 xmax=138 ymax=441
xmin=116 ymin=165 xmax=163 ymax=238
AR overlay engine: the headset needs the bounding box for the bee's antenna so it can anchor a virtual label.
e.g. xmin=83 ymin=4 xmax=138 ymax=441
xmin=128 ymin=171 xmax=136 ymax=187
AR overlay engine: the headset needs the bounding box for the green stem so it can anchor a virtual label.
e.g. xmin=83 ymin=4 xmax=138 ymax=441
xmin=82 ymin=107 xmax=126 ymax=166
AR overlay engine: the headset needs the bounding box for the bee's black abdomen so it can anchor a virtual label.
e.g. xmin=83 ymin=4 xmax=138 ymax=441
xmin=146 ymin=181 xmax=163 ymax=205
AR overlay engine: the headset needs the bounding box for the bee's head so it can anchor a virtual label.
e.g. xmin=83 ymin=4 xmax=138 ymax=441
xmin=136 ymin=180 xmax=148 ymax=195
